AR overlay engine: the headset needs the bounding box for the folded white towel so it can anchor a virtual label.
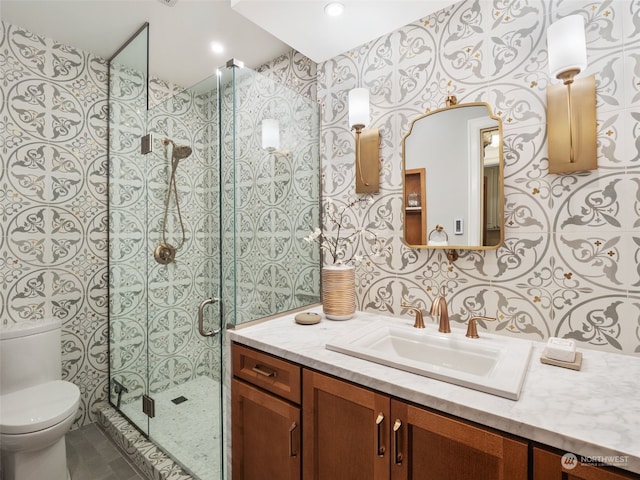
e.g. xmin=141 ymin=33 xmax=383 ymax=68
xmin=427 ymin=240 xmax=448 ymax=246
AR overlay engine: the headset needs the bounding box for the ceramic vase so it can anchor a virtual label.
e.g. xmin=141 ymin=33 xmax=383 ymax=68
xmin=322 ymin=265 xmax=356 ymax=320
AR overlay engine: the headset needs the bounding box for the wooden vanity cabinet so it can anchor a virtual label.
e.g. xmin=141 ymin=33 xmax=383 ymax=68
xmin=231 ymin=345 xmax=301 ymax=480
xmin=533 ymin=447 xmax=638 ymax=480
xmin=302 ymin=369 xmax=527 ymax=480
xmin=391 ymin=399 xmax=528 ymax=480
xmin=302 ymin=369 xmax=390 ymax=480
xmin=232 ymin=344 xmax=637 ymax=480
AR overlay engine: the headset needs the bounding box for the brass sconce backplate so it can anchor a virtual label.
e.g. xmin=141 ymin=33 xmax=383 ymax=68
xmin=355 ymin=127 xmax=380 ymax=193
xmin=546 ymin=74 xmax=597 ymax=174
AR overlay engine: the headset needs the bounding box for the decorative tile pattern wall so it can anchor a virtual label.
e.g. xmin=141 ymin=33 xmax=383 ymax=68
xmin=318 ymin=0 xmax=640 ymax=355
xmin=0 ymin=21 xmax=109 ymax=426
xmin=108 ymin=60 xmax=149 ymax=414
xmin=109 ymin=61 xmax=221 ymax=416
xmin=220 ymin=66 xmax=320 ymax=326
xmin=257 ymin=49 xmax=318 ymax=102
xmin=1 ymin=19 xmax=318 ymax=430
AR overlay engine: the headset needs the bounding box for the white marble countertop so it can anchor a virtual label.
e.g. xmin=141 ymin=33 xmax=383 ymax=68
xmin=228 ymin=306 xmax=640 ymax=475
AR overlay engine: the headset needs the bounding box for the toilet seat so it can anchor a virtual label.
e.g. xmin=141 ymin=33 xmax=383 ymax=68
xmin=0 ymin=380 xmax=80 ymax=435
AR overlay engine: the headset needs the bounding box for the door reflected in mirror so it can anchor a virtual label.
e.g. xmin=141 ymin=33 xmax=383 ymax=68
xmin=401 ymin=102 xmax=504 ymax=250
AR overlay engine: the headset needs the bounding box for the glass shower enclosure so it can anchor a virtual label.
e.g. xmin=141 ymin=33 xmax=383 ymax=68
xmin=108 ymin=26 xmax=320 ymax=480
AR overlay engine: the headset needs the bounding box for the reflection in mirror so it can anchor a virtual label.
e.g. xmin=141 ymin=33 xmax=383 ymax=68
xmin=402 ymin=103 xmax=504 ymax=250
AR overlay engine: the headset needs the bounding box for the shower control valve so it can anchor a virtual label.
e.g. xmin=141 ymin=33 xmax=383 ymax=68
xmin=154 ymin=242 xmax=177 ymax=265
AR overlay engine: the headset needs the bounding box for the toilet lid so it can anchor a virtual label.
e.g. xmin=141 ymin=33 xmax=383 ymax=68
xmin=0 ymin=380 xmax=80 ymax=434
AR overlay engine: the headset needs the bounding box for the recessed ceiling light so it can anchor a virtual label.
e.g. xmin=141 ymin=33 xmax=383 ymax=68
xmin=324 ymin=2 xmax=344 ymax=17
xmin=210 ymin=41 xmax=224 ymax=55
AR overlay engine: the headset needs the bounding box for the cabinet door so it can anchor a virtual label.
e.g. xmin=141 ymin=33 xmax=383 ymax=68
xmin=303 ymin=370 xmax=390 ymax=480
xmin=391 ymin=399 xmax=528 ymax=480
xmin=533 ymin=447 xmax=638 ymax=480
xmin=232 ymin=379 xmax=300 ymax=480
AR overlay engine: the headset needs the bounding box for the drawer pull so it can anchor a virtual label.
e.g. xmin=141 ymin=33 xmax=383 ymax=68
xmin=252 ymin=365 xmax=277 ymax=378
xmin=289 ymin=422 xmax=298 ymax=457
xmin=376 ymin=412 xmax=386 ymax=457
xmin=393 ymin=419 xmax=403 ymax=465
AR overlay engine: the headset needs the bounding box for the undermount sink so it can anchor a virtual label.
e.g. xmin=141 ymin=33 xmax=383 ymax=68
xmin=325 ymin=321 xmax=532 ymax=400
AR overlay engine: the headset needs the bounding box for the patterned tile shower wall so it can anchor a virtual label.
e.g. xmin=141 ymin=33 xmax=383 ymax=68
xmin=220 ymin=63 xmax=321 ymax=325
xmin=1 ymin=18 xmax=317 ymax=427
xmin=0 ymin=21 xmax=109 ymax=427
xmin=318 ymin=0 xmax=640 ymax=355
xmin=108 ymin=61 xmax=148 ymax=411
xmin=256 ymin=49 xmax=319 ymax=103
xmin=110 ymin=65 xmax=220 ymax=408
xmin=146 ymin=84 xmax=220 ymax=393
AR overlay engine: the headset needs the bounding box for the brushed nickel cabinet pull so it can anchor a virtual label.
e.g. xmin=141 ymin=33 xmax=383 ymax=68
xmin=393 ymin=419 xmax=403 ymax=465
xmin=288 ymin=422 xmax=298 ymax=457
xmin=376 ymin=412 xmax=386 ymax=457
xmin=252 ymin=365 xmax=277 ymax=378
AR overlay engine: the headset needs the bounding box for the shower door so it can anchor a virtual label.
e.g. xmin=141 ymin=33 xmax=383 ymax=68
xmin=144 ymin=74 xmax=222 ymax=480
xmin=108 ymin=31 xmax=223 ymax=477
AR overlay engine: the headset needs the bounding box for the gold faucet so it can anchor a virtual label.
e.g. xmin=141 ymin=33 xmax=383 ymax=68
xmin=401 ymin=303 xmax=425 ymax=329
xmin=429 ymin=287 xmax=450 ymax=333
xmin=465 ymin=316 xmax=496 ymax=338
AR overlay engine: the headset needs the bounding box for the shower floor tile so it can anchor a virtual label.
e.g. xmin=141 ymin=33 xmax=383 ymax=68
xmin=120 ymin=376 xmax=221 ymax=480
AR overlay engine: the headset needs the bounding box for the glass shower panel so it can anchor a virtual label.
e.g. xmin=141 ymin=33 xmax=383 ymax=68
xmin=109 ymin=50 xmax=318 ymax=479
xmin=146 ymin=74 xmax=222 ymax=480
xmin=219 ymin=65 xmax=321 ymax=326
xmin=108 ymin=24 xmax=149 ymax=435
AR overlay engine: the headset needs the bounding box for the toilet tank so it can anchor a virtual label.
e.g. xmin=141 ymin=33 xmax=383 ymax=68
xmin=0 ymin=318 xmax=63 ymax=395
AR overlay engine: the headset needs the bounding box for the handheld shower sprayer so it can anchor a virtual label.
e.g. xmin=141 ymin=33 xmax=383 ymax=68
xmin=154 ymin=137 xmax=192 ymax=265
xmin=162 ymin=137 xmax=192 ymax=162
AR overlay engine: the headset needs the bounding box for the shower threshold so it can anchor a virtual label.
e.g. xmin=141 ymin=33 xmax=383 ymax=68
xmin=100 ymin=376 xmax=221 ymax=480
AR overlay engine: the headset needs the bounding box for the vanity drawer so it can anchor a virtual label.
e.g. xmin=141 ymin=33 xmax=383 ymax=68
xmin=232 ymin=343 xmax=301 ymax=404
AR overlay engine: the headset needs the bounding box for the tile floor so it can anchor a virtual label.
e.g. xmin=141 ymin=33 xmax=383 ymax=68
xmin=66 ymin=423 xmax=149 ymax=480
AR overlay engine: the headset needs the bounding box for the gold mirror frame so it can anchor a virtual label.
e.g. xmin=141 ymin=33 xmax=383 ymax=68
xmin=401 ymin=101 xmax=505 ymax=258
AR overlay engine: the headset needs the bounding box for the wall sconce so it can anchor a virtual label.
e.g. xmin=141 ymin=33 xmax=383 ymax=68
xmin=348 ymin=88 xmax=380 ymax=193
xmin=546 ymin=15 xmax=597 ymax=174
xmin=261 ymin=118 xmax=280 ymax=152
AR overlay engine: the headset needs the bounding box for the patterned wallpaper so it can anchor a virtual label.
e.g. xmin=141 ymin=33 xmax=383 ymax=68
xmin=0 ymin=21 xmax=109 ymax=426
xmin=318 ymin=0 xmax=640 ymax=355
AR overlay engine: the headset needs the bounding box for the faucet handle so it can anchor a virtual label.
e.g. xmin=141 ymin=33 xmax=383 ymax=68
xmin=401 ymin=303 xmax=425 ymax=329
xmin=466 ymin=316 xmax=496 ymax=338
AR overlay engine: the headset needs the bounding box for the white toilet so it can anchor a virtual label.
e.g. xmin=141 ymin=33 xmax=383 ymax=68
xmin=0 ymin=319 xmax=80 ymax=480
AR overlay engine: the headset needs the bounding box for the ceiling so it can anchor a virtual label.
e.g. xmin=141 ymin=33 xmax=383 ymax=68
xmin=1 ymin=0 xmax=456 ymax=88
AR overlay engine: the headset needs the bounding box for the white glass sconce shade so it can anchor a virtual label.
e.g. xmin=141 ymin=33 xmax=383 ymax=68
xmin=547 ymin=15 xmax=587 ymax=80
xmin=348 ymin=88 xmax=369 ymax=129
xmin=324 ymin=2 xmax=344 ymax=16
xmin=262 ymin=119 xmax=279 ymax=151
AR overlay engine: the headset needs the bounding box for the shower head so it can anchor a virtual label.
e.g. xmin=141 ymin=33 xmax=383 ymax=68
xmin=162 ymin=137 xmax=192 ymax=161
xmin=172 ymin=144 xmax=192 ymax=161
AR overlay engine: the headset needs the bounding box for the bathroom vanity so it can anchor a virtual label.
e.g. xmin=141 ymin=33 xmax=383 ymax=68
xmin=229 ymin=307 xmax=640 ymax=480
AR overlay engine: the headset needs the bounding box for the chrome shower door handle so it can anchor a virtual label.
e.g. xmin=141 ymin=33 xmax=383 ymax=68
xmin=198 ymin=297 xmax=220 ymax=337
